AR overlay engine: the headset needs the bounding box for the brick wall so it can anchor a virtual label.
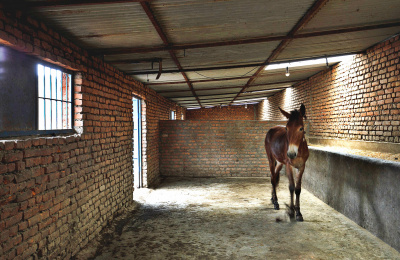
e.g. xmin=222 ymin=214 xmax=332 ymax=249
xmin=186 ymin=104 xmax=256 ymax=120
xmin=257 ymin=34 xmax=400 ymax=143
xmin=160 ymin=120 xmax=284 ymax=177
xmin=0 ymin=7 xmax=182 ymax=259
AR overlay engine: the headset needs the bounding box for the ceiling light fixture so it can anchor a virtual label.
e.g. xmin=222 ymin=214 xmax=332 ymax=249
xmin=285 ymin=67 xmax=290 ymax=77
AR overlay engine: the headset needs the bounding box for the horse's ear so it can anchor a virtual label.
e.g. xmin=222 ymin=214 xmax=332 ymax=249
xmin=300 ymin=104 xmax=307 ymax=119
xmin=279 ymin=107 xmax=290 ymax=119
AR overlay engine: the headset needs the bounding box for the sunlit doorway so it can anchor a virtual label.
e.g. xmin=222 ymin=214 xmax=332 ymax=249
xmin=132 ymin=96 xmax=142 ymax=188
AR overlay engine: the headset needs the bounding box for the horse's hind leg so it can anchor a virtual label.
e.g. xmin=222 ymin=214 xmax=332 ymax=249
xmin=269 ymin=160 xmax=281 ymax=210
xmin=275 ymin=162 xmax=282 ymax=186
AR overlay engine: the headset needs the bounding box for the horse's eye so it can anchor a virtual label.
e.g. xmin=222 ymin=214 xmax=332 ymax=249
xmin=300 ymin=127 xmax=304 ymax=131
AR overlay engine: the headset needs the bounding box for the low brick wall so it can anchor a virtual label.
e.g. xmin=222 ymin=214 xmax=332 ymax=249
xmin=159 ymin=120 xmax=285 ymax=177
xmin=186 ymin=105 xmax=257 ymax=120
xmin=303 ymin=147 xmax=400 ymax=252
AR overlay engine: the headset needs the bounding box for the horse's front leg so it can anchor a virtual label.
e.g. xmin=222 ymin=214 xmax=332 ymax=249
xmin=269 ymin=160 xmax=281 ymax=210
xmin=294 ymin=165 xmax=305 ymax=221
xmin=286 ymin=163 xmax=295 ymax=218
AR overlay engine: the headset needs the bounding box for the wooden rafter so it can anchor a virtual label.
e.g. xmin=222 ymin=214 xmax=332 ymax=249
xmin=92 ymin=21 xmax=400 ymax=55
xmin=140 ymin=1 xmax=202 ymax=107
xmin=1 ymin=0 xmax=152 ymax=9
xmin=230 ymin=0 xmax=330 ymax=104
xmin=157 ymin=80 xmax=299 ymax=94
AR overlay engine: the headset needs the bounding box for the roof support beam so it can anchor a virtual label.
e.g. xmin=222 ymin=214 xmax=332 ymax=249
xmin=92 ymin=21 xmax=400 ymax=55
xmin=147 ymin=66 xmax=322 ymax=85
xmin=140 ymin=1 xmax=202 ymax=107
xmin=125 ymin=62 xmax=261 ymax=75
xmin=230 ymin=0 xmax=330 ymax=104
xmin=107 ymin=58 xmax=162 ymax=64
xmin=157 ymin=80 xmax=299 ymax=94
xmin=147 ymin=76 xmax=253 ymax=86
xmin=123 ymin=51 xmax=361 ymax=75
xmin=2 ymin=0 xmax=152 ymax=8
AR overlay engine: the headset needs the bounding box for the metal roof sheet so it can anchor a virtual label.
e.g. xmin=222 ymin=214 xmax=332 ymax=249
xmin=12 ymin=0 xmax=400 ymax=108
xmin=152 ymin=0 xmax=315 ymax=44
xmin=179 ymin=42 xmax=280 ymax=68
xmin=299 ymin=0 xmax=400 ymax=33
xmin=277 ymin=28 xmax=400 ymax=62
xmin=28 ymin=2 xmax=163 ymax=49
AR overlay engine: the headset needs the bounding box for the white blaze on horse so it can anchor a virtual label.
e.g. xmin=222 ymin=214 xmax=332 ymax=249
xmin=265 ymin=104 xmax=309 ymax=221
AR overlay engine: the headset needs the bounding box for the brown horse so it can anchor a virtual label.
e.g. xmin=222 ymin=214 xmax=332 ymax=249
xmin=265 ymin=104 xmax=309 ymax=221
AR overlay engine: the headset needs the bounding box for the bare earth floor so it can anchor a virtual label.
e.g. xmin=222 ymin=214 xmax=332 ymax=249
xmin=75 ymin=177 xmax=400 ymax=260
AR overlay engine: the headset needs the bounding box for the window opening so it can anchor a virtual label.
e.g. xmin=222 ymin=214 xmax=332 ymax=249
xmin=170 ymin=110 xmax=176 ymax=120
xmin=0 ymin=46 xmax=74 ymax=137
xmin=37 ymin=64 xmax=72 ymax=130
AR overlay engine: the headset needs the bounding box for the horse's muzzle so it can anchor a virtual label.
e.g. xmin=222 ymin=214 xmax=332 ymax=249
xmin=287 ymin=152 xmax=297 ymax=159
xmin=287 ymin=144 xmax=298 ymax=159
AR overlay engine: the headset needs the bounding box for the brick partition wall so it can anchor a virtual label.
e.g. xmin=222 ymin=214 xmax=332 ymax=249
xmin=186 ymin=104 xmax=257 ymax=120
xmin=160 ymin=120 xmax=285 ymax=177
xmin=257 ymin=34 xmax=400 ymax=144
xmin=0 ymin=8 xmax=182 ymax=259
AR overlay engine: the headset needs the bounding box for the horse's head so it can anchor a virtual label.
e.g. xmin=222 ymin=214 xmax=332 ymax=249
xmin=279 ymin=104 xmax=307 ymax=160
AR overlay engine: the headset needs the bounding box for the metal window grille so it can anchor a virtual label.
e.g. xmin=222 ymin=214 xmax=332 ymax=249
xmin=37 ymin=64 xmax=72 ymax=130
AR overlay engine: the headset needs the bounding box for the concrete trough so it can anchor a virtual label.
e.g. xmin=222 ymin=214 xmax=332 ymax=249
xmin=303 ymin=146 xmax=400 ymax=252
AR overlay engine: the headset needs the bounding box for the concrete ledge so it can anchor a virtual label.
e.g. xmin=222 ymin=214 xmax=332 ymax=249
xmin=303 ymin=146 xmax=400 ymax=252
xmin=309 ymin=136 xmax=400 ymax=153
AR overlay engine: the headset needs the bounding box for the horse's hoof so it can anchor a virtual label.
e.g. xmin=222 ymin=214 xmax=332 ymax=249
xmin=274 ymin=203 xmax=280 ymax=210
xmin=296 ymin=214 xmax=303 ymax=222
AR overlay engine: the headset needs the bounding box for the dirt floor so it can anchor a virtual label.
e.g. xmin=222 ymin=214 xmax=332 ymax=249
xmin=75 ymin=177 xmax=400 ymax=260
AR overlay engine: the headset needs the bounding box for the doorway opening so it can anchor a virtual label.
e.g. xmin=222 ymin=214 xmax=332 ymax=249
xmin=132 ymin=96 xmax=143 ymax=188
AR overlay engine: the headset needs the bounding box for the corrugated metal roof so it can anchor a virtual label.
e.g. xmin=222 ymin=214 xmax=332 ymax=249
xmin=148 ymin=82 xmax=188 ymax=92
xmin=299 ymin=0 xmax=400 ymax=33
xmin=192 ymin=79 xmax=249 ymax=90
xmin=13 ymin=0 xmax=400 ymax=108
xmin=152 ymin=0 xmax=315 ymax=43
xmin=195 ymin=88 xmax=243 ymax=96
xmin=186 ymin=68 xmax=257 ymax=82
xmin=278 ymin=28 xmax=400 ymax=62
xmin=27 ymin=2 xmax=162 ymax=49
xmin=179 ymin=42 xmax=280 ymax=68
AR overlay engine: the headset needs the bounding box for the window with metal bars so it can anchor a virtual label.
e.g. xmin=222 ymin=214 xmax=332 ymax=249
xmin=0 ymin=45 xmax=74 ymax=137
xmin=37 ymin=64 xmax=72 ymax=130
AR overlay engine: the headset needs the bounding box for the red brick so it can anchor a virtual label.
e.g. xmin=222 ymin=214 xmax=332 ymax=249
xmin=3 ymin=152 xmax=23 ymax=163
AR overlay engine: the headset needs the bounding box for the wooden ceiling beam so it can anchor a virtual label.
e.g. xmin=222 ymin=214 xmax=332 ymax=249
xmin=125 ymin=62 xmax=262 ymax=75
xmin=147 ymin=67 xmax=319 ymax=85
xmin=146 ymin=75 xmax=253 ymax=86
xmin=157 ymin=80 xmax=300 ymax=94
xmin=91 ymin=21 xmax=400 ymax=55
xmin=171 ymin=92 xmax=242 ymax=100
xmin=2 ymin=0 xmax=152 ymax=8
xmin=230 ymin=0 xmax=330 ymax=104
xmin=123 ymin=51 xmax=361 ymax=75
xmin=140 ymin=1 xmax=202 ymax=107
